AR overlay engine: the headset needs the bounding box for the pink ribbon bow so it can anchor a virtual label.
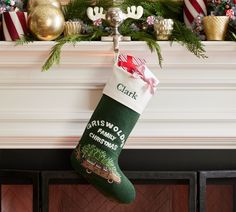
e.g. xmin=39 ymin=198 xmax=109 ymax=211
xmin=132 ymin=65 xmax=157 ymax=95
xmin=143 ymin=77 xmax=158 ymax=95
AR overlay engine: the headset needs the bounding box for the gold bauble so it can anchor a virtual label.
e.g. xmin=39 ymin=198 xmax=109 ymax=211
xmin=28 ymin=5 xmax=65 ymax=41
xmin=27 ymin=0 xmax=61 ymax=13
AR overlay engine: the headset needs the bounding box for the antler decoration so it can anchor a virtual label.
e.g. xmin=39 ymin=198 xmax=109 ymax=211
xmin=87 ymin=5 xmax=143 ymax=52
xmin=87 ymin=7 xmax=106 ymax=21
xmin=124 ymin=6 xmax=143 ymax=20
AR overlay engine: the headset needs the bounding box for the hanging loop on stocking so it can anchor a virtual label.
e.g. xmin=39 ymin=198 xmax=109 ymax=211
xmin=113 ymin=35 xmax=121 ymax=53
xmin=113 ymin=49 xmax=119 ymax=63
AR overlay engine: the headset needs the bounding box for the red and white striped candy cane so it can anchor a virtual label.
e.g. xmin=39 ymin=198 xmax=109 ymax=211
xmin=2 ymin=11 xmax=28 ymax=41
xmin=183 ymin=0 xmax=207 ymax=28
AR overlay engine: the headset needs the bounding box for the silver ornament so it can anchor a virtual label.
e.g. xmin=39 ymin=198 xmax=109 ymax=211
xmin=106 ymin=7 xmax=126 ymax=35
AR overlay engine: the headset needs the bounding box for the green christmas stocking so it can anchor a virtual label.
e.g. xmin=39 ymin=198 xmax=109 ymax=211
xmin=71 ymin=54 xmax=158 ymax=203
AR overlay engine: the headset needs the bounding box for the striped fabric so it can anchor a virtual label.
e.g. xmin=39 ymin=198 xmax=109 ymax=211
xmin=183 ymin=0 xmax=207 ymax=28
xmin=118 ymin=54 xmax=146 ymax=74
xmin=2 ymin=12 xmax=28 ymax=41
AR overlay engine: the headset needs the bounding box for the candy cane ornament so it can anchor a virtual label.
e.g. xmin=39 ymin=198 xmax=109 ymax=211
xmin=183 ymin=0 xmax=207 ymax=28
xmin=2 ymin=11 xmax=28 ymax=41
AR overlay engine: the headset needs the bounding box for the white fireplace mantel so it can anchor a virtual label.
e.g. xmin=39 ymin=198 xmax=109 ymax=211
xmin=0 ymin=41 xmax=236 ymax=149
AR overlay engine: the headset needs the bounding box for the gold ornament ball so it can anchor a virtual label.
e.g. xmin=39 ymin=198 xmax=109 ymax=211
xmin=27 ymin=0 xmax=61 ymax=13
xmin=28 ymin=5 xmax=65 ymax=41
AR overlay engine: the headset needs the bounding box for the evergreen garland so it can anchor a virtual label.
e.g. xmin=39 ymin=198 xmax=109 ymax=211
xmin=17 ymin=0 xmax=207 ymax=71
xmin=171 ymin=21 xmax=207 ymax=59
xmin=63 ymin=0 xmax=113 ymax=21
xmin=130 ymin=31 xmax=163 ymax=67
xmin=42 ymin=36 xmax=72 ymax=72
xmin=15 ymin=34 xmax=35 ymax=45
xmin=119 ymin=18 xmax=163 ymax=66
xmin=226 ymin=22 xmax=236 ymax=41
xmin=121 ymin=0 xmax=183 ymax=20
xmin=42 ymin=28 xmax=105 ymax=71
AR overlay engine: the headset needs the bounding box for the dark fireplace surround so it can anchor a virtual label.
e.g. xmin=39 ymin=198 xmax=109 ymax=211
xmin=1 ymin=149 xmax=236 ymax=212
xmin=2 ymin=149 xmax=236 ymax=171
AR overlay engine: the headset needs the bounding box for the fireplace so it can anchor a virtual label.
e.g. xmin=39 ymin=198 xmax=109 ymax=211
xmin=0 ymin=41 xmax=235 ymax=149
xmin=43 ymin=171 xmax=195 ymax=212
xmin=0 ymin=150 xmax=236 ymax=212
xmin=0 ymin=41 xmax=236 ymax=211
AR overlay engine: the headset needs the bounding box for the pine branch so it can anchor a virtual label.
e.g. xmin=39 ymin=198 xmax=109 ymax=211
xmin=131 ymin=31 xmax=163 ymax=67
xmin=63 ymin=0 xmax=90 ymax=21
xmin=155 ymin=0 xmax=183 ymax=20
xmin=15 ymin=34 xmax=35 ymax=45
xmin=43 ymin=0 xmax=206 ymax=71
xmin=119 ymin=18 xmax=137 ymax=35
xmin=146 ymin=38 xmax=163 ymax=68
xmin=89 ymin=27 xmax=108 ymax=40
xmin=42 ymin=34 xmax=83 ymax=72
xmin=122 ymin=0 xmax=183 ymax=20
xmin=140 ymin=1 xmax=158 ymax=17
xmin=63 ymin=0 xmax=112 ymax=21
xmin=232 ymin=33 xmax=236 ymax=40
xmin=226 ymin=22 xmax=236 ymax=41
xmin=121 ymin=0 xmax=141 ymax=7
xmin=42 ymin=28 xmax=103 ymax=71
xmin=95 ymin=0 xmax=113 ymax=9
xmin=225 ymin=30 xmax=236 ymax=41
xmin=171 ymin=21 xmax=207 ymax=59
xmin=41 ymin=40 xmax=66 ymax=72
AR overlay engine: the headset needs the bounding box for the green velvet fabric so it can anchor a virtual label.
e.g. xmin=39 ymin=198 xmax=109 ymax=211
xmin=71 ymin=94 xmax=140 ymax=203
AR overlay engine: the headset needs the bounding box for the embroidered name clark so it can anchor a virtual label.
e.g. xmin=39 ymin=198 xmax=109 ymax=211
xmin=117 ymin=83 xmax=138 ymax=100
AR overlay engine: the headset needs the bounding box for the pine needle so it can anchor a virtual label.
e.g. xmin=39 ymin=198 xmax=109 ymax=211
xmin=131 ymin=31 xmax=163 ymax=67
xmin=95 ymin=0 xmax=113 ymax=9
xmin=63 ymin=0 xmax=90 ymax=21
xmin=232 ymin=33 xmax=236 ymax=40
xmin=155 ymin=0 xmax=183 ymax=20
xmin=15 ymin=35 xmax=35 ymax=46
xmin=122 ymin=0 xmax=183 ymax=19
xmin=172 ymin=21 xmax=207 ymax=59
xmin=225 ymin=22 xmax=236 ymax=41
xmin=42 ymin=28 xmax=104 ymax=72
xmin=42 ymin=34 xmax=81 ymax=72
xmin=63 ymin=0 xmax=112 ymax=21
xmin=226 ymin=30 xmax=236 ymax=41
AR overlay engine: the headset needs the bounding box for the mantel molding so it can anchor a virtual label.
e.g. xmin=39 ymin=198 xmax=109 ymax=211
xmin=1 ymin=41 xmax=236 ymax=68
xmin=0 ymin=41 xmax=236 ymax=149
